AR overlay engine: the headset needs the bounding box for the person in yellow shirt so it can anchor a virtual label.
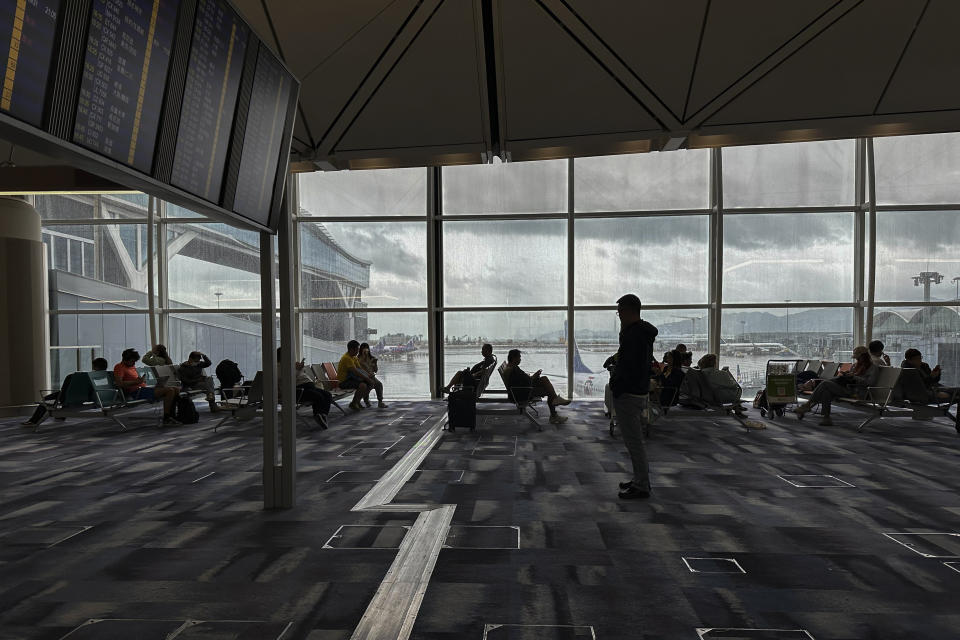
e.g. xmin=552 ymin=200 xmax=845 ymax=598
xmin=337 ymin=340 xmax=373 ymax=410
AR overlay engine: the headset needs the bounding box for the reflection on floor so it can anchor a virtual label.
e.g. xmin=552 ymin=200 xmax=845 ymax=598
xmin=1 ymin=402 xmax=959 ymax=639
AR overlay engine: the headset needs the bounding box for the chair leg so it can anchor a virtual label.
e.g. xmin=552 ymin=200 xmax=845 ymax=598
xmin=107 ymin=414 xmax=128 ymax=432
xmin=857 ymin=414 xmax=878 ymax=432
xmin=332 ymin=400 xmax=348 ymax=415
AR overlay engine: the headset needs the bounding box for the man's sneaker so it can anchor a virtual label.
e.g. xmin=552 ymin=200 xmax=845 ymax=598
xmin=20 ymin=420 xmax=36 ymax=427
xmin=619 ymin=480 xmax=635 ymax=490
xmin=162 ymin=415 xmax=182 ymax=426
xmin=819 ymin=416 xmax=834 ymax=426
xmin=618 ymin=485 xmax=651 ymax=500
xmin=314 ymin=413 xmax=328 ymax=430
xmin=378 ymin=401 xmax=388 ymax=409
xmin=364 ymin=400 xmax=372 ymax=408
xmin=349 ymin=402 xmax=362 ymax=411
xmin=549 ymin=414 xmax=568 ymax=424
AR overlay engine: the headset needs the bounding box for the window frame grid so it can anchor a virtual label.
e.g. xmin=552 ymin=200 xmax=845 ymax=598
xmin=36 ymin=135 xmax=960 ymax=398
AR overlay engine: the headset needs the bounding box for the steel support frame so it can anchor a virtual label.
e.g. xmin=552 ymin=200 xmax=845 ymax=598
xmin=709 ymin=148 xmax=723 ymax=358
xmin=566 ymin=158 xmax=575 ymax=396
xmin=259 ymin=227 xmax=280 ymax=509
xmin=853 ymin=138 xmax=867 ymax=346
xmin=276 ymin=177 xmax=298 ymax=508
xmin=865 ymin=139 xmax=878 ymax=343
xmin=427 ymin=166 xmax=443 ymax=398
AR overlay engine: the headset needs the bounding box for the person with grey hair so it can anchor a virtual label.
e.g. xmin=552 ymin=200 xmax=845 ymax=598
xmin=611 ymin=293 xmax=658 ymax=499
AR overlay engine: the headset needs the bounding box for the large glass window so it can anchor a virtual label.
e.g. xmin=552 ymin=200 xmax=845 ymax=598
xmin=167 ymin=223 xmax=262 ymax=309
xmin=443 ymin=159 xmax=567 ymax=215
xmin=443 ymin=310 xmax=568 ymax=396
xmin=301 ymin=312 xmax=428 ymax=398
xmin=721 ymin=307 xmax=854 ymax=392
xmin=298 ymin=167 xmax=426 ymax=217
xmin=44 ymin=224 xmax=153 ymax=309
xmin=169 ymin=313 xmax=264 ymax=382
xmin=722 ymin=140 xmax=855 ymax=208
xmin=875 ymin=211 xmax=960 ymax=302
xmin=50 ymin=313 xmax=149 ymax=387
xmin=574 ymin=150 xmax=710 ymax=212
xmin=575 ymin=216 xmax=709 ymax=305
xmin=722 ymin=212 xmax=854 ymax=303
xmin=299 ymin=222 xmax=426 ymax=309
xmin=442 ymin=220 xmax=567 ymax=307
xmin=874 ymin=132 xmax=960 ymax=205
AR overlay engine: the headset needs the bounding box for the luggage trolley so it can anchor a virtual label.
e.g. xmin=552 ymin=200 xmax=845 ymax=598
xmin=760 ymin=359 xmax=802 ymax=418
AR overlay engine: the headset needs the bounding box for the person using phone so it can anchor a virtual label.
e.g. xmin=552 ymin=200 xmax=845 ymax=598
xmin=114 ymin=348 xmax=180 ymax=425
xmin=900 ymin=348 xmax=947 ymax=399
xmin=501 ymin=348 xmax=570 ymax=424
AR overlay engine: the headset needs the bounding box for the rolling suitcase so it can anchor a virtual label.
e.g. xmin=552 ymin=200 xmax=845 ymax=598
xmin=447 ymin=388 xmax=476 ymax=431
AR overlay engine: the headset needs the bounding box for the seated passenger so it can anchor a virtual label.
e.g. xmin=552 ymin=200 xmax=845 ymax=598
xmin=114 ymin=349 xmax=180 ymax=425
xmin=901 ymin=348 xmax=946 ymax=400
xmin=695 ymin=353 xmax=741 ymax=404
xmin=142 ymin=344 xmax=173 ymax=366
xmin=358 ymin=342 xmax=387 ymax=408
xmin=795 ymin=351 xmax=879 ymax=426
xmin=869 ymin=339 xmax=891 ymax=367
xmin=655 ymin=350 xmax=684 ymax=407
xmin=337 ymin=340 xmax=373 ymax=411
xmin=277 ymin=347 xmax=331 ymax=428
xmin=22 ymin=357 xmax=108 ymax=426
xmin=179 ymin=351 xmax=217 ymax=411
xmin=502 ymin=348 xmax=570 ymax=424
xmin=443 ymin=343 xmax=495 ymax=393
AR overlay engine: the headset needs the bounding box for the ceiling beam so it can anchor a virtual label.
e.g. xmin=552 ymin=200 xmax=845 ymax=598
xmin=684 ymin=0 xmax=863 ymax=130
xmin=535 ymin=0 xmax=681 ymax=132
xmin=316 ymin=0 xmax=445 ymax=162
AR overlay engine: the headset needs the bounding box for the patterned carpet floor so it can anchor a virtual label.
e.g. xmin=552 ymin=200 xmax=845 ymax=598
xmin=0 ymin=400 xmax=958 ymax=639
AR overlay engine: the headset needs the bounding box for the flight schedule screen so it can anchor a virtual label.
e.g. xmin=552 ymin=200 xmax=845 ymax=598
xmin=170 ymin=0 xmax=247 ymax=203
xmin=232 ymin=44 xmax=292 ymax=225
xmin=73 ymin=0 xmax=179 ymax=172
xmin=0 ymin=0 xmax=61 ymax=126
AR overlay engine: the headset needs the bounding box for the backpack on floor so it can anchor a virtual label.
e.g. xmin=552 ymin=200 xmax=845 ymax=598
xmin=174 ymin=395 xmax=199 ymax=424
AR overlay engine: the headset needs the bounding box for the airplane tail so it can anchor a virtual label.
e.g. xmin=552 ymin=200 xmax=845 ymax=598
xmin=572 ymin=339 xmax=593 ymax=374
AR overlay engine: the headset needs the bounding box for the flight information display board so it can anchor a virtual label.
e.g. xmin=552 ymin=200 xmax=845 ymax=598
xmin=0 ymin=0 xmax=61 ymax=126
xmin=73 ymin=0 xmax=179 ymax=173
xmin=170 ymin=0 xmax=247 ymax=203
xmin=232 ymin=43 xmax=293 ymax=226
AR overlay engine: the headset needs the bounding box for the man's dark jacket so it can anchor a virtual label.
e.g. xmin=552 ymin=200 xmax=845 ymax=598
xmin=179 ymin=354 xmax=212 ymax=387
xmin=610 ymin=318 xmax=659 ymax=397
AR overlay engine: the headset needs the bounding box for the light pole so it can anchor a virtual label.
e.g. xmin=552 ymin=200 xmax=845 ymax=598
xmin=784 ymin=299 xmax=791 ymax=344
xmin=912 ymin=271 xmax=944 ymax=302
xmin=214 ymin=291 xmax=223 ymax=309
xmin=953 ymin=276 xmax=960 ymax=301
xmin=739 ymin=320 xmax=746 ymax=342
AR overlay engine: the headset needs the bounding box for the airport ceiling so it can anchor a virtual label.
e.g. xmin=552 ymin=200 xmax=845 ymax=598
xmin=235 ymin=0 xmax=959 ymax=170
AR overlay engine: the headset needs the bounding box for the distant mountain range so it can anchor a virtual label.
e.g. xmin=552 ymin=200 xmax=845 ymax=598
xmin=565 ymin=308 xmax=855 ymax=341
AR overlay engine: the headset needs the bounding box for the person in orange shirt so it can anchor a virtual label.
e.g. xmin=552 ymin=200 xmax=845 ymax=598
xmin=114 ymin=348 xmax=180 ymax=425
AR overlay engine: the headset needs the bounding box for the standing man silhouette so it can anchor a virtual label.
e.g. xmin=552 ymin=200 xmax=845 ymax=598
xmin=611 ymin=294 xmax=658 ymax=499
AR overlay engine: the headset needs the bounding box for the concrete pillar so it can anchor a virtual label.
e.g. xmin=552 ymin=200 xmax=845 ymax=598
xmin=0 ymin=197 xmax=45 ymax=407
